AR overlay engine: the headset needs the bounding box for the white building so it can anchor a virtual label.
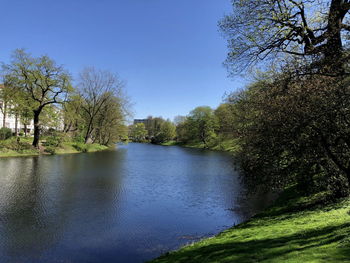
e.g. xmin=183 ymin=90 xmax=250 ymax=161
xmin=0 ymin=85 xmax=34 ymax=134
xmin=0 ymin=84 xmax=63 ymax=134
xmin=0 ymin=111 xmax=35 ymax=134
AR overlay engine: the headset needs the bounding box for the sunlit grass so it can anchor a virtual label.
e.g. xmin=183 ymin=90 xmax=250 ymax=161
xmin=56 ymin=142 xmax=109 ymax=154
xmin=160 ymin=138 xmax=240 ymax=153
xmin=150 ymin=188 xmax=350 ymax=263
xmin=0 ymin=137 xmax=110 ymax=157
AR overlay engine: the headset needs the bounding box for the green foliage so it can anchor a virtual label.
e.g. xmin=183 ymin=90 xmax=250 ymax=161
xmin=220 ymin=0 xmax=350 ymax=74
xmin=77 ymin=67 xmax=129 ymax=145
xmin=44 ymin=146 xmax=56 ymax=155
xmin=44 ymin=135 xmax=63 ymax=148
xmin=2 ymin=49 xmax=72 ymax=147
xmin=0 ymin=137 xmax=37 ymax=156
xmin=72 ymin=142 xmax=89 ymax=152
xmin=176 ymin=106 xmax=219 ymax=148
xmin=0 ymin=127 xmax=12 ymax=140
xmin=129 ymin=123 xmax=148 ymax=142
xmin=152 ymin=120 xmax=176 ymax=144
xmin=73 ymin=134 xmax=85 ymax=143
xmin=227 ymin=74 xmax=350 ymax=196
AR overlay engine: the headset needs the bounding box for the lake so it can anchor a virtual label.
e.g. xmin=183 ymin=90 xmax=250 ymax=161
xmin=0 ymin=143 xmax=272 ymax=263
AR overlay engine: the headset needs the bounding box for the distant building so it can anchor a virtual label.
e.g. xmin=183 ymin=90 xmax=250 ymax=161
xmin=133 ymin=119 xmax=152 ymax=126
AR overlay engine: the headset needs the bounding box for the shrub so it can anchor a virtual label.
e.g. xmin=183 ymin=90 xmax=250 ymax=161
xmin=0 ymin=127 xmax=12 ymax=140
xmin=72 ymin=142 xmax=88 ymax=152
xmin=73 ymin=134 xmax=85 ymax=143
xmin=0 ymin=137 xmax=35 ymax=152
xmin=44 ymin=146 xmax=56 ymax=155
xmin=44 ymin=135 xmax=63 ymax=147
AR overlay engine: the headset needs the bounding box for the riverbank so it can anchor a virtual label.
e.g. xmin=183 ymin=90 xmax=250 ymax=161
xmin=0 ymin=137 xmax=110 ymax=158
xmin=160 ymin=138 xmax=240 ymax=153
xmin=150 ymin=187 xmax=350 ymax=263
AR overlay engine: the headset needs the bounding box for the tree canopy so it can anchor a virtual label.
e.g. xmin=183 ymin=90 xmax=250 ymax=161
xmin=220 ymin=0 xmax=350 ymax=74
xmin=2 ymin=49 xmax=72 ymax=147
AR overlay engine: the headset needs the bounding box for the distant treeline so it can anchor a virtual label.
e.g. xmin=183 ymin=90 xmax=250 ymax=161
xmin=131 ymin=70 xmax=350 ymax=200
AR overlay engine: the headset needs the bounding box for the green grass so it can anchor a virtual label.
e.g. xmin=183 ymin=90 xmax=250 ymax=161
xmin=0 ymin=137 xmax=39 ymax=157
xmin=150 ymin=188 xmax=350 ymax=263
xmin=55 ymin=142 xmax=109 ymax=154
xmin=0 ymin=149 xmax=39 ymax=157
xmin=160 ymin=138 xmax=240 ymax=153
xmin=0 ymin=137 xmax=110 ymax=157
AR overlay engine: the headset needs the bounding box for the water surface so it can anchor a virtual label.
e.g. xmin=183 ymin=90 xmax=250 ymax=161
xmin=0 ymin=143 xmax=271 ymax=263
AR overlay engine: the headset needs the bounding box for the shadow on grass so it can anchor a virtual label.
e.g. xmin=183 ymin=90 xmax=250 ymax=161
xmin=152 ymin=222 xmax=350 ymax=263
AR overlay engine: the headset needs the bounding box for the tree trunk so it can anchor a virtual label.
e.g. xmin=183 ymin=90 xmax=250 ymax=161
xmin=84 ymin=119 xmax=94 ymax=144
xmin=32 ymin=109 xmax=42 ymax=148
xmin=2 ymin=104 xmax=7 ymax=128
xmin=15 ymin=114 xmax=18 ymax=136
xmin=24 ymin=123 xmax=27 ymax=137
xmin=323 ymin=0 xmax=347 ymax=74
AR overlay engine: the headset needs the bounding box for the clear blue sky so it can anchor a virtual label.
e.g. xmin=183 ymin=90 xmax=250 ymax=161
xmin=0 ymin=0 xmax=246 ymax=120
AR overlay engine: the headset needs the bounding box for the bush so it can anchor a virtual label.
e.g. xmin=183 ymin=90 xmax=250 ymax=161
xmin=0 ymin=127 xmax=12 ymax=140
xmin=44 ymin=135 xmax=63 ymax=147
xmin=72 ymin=142 xmax=88 ymax=152
xmin=73 ymin=134 xmax=85 ymax=143
xmin=44 ymin=146 xmax=56 ymax=155
xmin=0 ymin=137 xmax=35 ymax=153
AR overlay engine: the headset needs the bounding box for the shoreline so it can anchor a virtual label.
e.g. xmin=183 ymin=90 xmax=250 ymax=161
xmin=0 ymin=141 xmax=111 ymax=158
xmin=149 ymin=187 xmax=350 ymax=263
xmin=159 ymin=140 xmax=239 ymax=153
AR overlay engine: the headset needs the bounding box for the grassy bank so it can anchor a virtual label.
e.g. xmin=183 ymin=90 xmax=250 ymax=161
xmin=160 ymin=138 xmax=240 ymax=153
xmin=55 ymin=142 xmax=109 ymax=155
xmin=150 ymin=188 xmax=350 ymax=263
xmin=0 ymin=137 xmax=110 ymax=158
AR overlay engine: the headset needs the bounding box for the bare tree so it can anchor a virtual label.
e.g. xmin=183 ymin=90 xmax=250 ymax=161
xmin=78 ymin=67 xmax=125 ymax=143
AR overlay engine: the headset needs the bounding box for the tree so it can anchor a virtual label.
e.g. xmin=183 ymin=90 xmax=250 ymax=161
xmin=175 ymin=117 xmax=190 ymax=143
xmin=214 ymin=103 xmax=237 ymax=136
xmin=78 ymin=67 xmax=125 ymax=143
xmin=62 ymin=94 xmax=84 ymax=134
xmin=186 ymin=106 xmax=219 ymax=148
xmin=220 ymin=0 xmax=350 ymax=74
xmin=129 ymin=123 xmax=148 ymax=142
xmin=2 ymin=49 xmax=72 ymax=147
xmin=93 ymin=95 xmax=127 ymax=145
xmin=152 ymin=120 xmax=176 ymax=143
xmin=143 ymin=116 xmax=165 ymax=139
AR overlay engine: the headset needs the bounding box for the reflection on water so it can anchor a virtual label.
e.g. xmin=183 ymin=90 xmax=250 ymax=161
xmin=0 ymin=143 xmax=272 ymax=263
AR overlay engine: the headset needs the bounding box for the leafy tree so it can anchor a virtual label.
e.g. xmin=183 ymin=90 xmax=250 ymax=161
xmin=2 ymin=49 xmax=72 ymax=147
xmin=62 ymin=94 xmax=84 ymax=134
xmin=175 ymin=117 xmax=190 ymax=143
xmin=40 ymin=105 xmax=63 ymax=132
xmin=93 ymin=95 xmax=128 ymax=145
xmin=228 ymin=71 xmax=350 ymax=197
xmin=214 ymin=103 xmax=237 ymax=136
xmin=220 ymin=0 xmax=350 ymax=74
xmin=129 ymin=123 xmax=148 ymax=142
xmin=143 ymin=116 xmax=164 ymax=139
xmin=186 ymin=106 xmax=219 ymax=148
xmin=0 ymin=127 xmax=12 ymax=140
xmin=152 ymin=120 xmax=176 ymax=143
